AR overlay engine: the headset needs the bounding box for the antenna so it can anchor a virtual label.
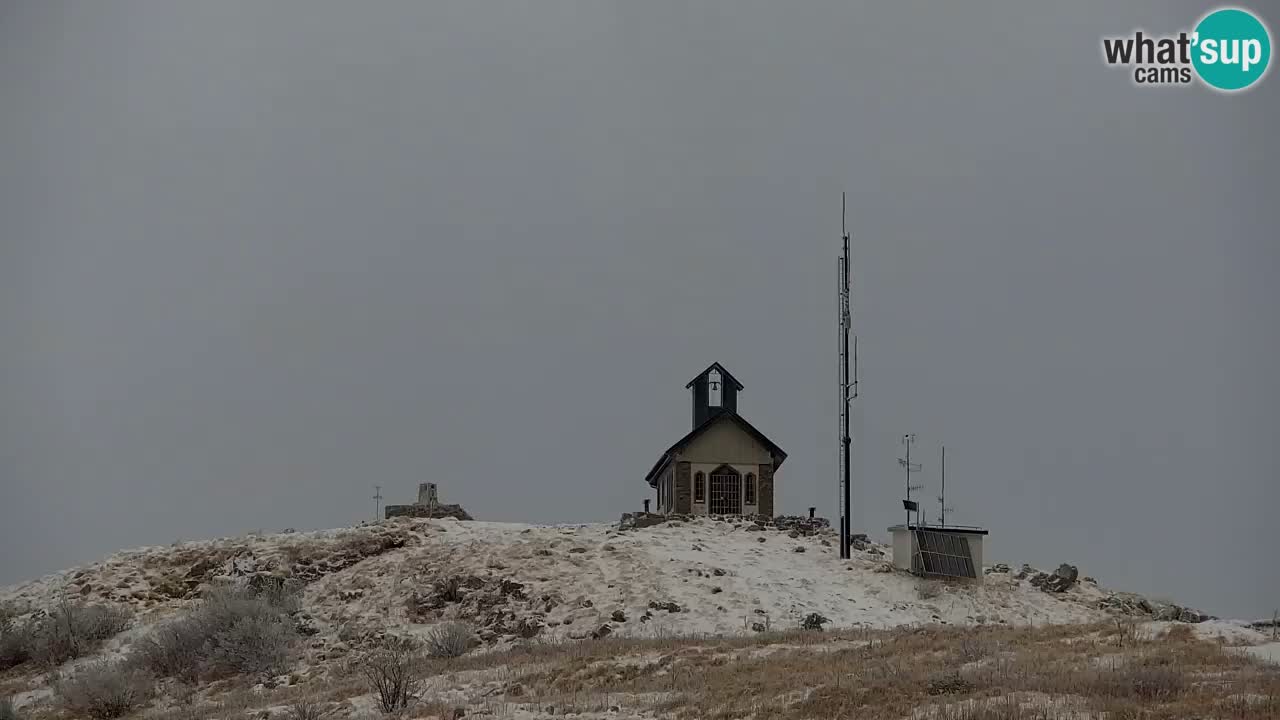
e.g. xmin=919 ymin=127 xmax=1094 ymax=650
xmin=837 ymin=193 xmax=854 ymax=559
xmin=937 ymin=445 xmax=954 ymax=527
xmin=373 ymin=485 xmax=383 ymax=522
xmin=899 ymin=434 xmax=923 ymax=526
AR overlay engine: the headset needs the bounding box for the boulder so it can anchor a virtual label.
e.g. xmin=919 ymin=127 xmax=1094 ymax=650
xmin=1043 ymin=564 xmax=1079 ymax=593
xmin=1028 ymin=564 xmax=1077 ymax=593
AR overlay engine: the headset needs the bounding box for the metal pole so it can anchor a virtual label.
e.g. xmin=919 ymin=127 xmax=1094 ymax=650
xmin=940 ymin=445 xmax=946 ymax=528
xmin=838 ymin=255 xmax=846 ymax=558
xmin=905 ymin=439 xmax=911 ymax=527
xmin=838 ymin=193 xmax=853 ymax=560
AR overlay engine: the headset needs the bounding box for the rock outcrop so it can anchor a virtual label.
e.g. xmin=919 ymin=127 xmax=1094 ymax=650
xmin=1096 ymin=592 xmax=1208 ymax=623
xmin=618 ymin=512 xmax=675 ymax=531
xmin=1030 ymin=564 xmax=1079 ymax=593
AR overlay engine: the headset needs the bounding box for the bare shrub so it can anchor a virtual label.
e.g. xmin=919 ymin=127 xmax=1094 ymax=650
xmin=927 ymin=671 xmax=976 ymax=696
xmin=55 ymin=660 xmax=154 ymax=719
xmin=353 ymin=639 xmax=425 ymax=713
xmin=130 ymin=582 xmax=298 ymax=681
xmin=130 ymin=613 xmax=213 ymax=682
xmin=1110 ymin=617 xmax=1140 ymax=648
xmin=1126 ymin=666 xmax=1187 ymax=701
xmin=424 ymin=622 xmax=473 ymax=659
xmin=29 ymin=601 xmax=132 ymax=667
xmin=287 ymin=699 xmax=332 ymax=720
xmin=0 ymin=609 xmax=33 ymax=670
xmin=207 ymin=614 xmax=295 ymax=676
xmin=958 ymin=633 xmax=993 ymax=662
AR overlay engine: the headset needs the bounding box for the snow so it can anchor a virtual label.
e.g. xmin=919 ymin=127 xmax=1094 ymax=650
xmin=294 ymin=517 xmax=1114 ymax=644
xmin=1233 ymin=642 xmax=1280 ymax=665
xmin=1145 ymin=619 xmax=1273 ymax=646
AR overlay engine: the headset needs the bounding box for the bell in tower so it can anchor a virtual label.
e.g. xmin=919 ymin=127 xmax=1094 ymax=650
xmin=686 ymin=362 xmax=743 ymax=428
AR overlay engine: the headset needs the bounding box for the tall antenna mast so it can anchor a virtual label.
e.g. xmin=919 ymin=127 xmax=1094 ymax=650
xmin=837 ymin=193 xmax=854 ymax=559
xmin=373 ymin=485 xmax=383 ymax=522
xmin=938 ymin=445 xmax=954 ymax=527
xmin=899 ymin=434 xmax=923 ymax=526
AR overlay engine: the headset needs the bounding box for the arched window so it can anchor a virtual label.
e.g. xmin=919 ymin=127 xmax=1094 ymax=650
xmin=694 ymin=472 xmax=705 ymax=503
xmin=745 ymin=473 xmax=757 ymax=505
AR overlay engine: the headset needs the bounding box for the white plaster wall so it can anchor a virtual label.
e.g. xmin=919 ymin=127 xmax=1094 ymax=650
xmin=891 ymin=527 xmax=913 ymax=570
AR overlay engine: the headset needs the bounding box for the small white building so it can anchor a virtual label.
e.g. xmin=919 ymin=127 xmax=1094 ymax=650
xmin=888 ymin=524 xmax=988 ymax=582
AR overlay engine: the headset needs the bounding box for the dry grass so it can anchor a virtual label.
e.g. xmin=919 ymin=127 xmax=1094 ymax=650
xmin=452 ymin=622 xmax=1280 ymax=720
xmin=15 ymin=620 xmax=1278 ymax=720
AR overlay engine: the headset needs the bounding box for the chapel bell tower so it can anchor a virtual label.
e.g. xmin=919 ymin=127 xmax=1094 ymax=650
xmin=686 ymin=362 xmax=744 ymax=428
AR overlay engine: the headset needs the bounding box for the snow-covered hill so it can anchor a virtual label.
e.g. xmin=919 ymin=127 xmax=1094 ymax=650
xmin=4 ymin=514 xmax=1158 ymax=650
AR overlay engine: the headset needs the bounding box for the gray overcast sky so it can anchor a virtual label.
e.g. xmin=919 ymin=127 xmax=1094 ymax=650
xmin=1 ymin=2 xmax=1276 ymax=619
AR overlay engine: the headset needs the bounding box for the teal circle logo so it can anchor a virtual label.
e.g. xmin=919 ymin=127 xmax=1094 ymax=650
xmin=1192 ymin=8 xmax=1271 ymax=91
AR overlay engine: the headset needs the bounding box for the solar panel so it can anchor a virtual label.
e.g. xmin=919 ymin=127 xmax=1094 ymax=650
xmin=912 ymin=530 xmax=977 ymax=579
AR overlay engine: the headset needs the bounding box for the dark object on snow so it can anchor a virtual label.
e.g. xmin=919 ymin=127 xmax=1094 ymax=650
xmin=617 ymin=512 xmax=671 ymax=531
xmin=801 ymin=613 xmax=829 ymax=631
xmin=772 ymin=516 xmax=832 ymax=537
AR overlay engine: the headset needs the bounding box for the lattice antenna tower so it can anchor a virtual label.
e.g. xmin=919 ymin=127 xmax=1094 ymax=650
xmin=373 ymin=485 xmax=383 ymax=522
xmin=836 ymin=193 xmax=856 ymax=559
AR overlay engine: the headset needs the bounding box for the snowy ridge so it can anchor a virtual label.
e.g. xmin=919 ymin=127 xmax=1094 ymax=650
xmin=3 ymin=516 xmax=1120 ymax=646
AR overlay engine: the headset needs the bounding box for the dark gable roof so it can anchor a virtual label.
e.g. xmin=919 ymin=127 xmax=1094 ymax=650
xmin=685 ymin=362 xmax=744 ymax=391
xmin=645 ymin=410 xmax=787 ymax=486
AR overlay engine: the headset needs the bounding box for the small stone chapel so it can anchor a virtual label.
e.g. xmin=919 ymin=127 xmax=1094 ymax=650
xmin=644 ymin=363 xmax=787 ymax=517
